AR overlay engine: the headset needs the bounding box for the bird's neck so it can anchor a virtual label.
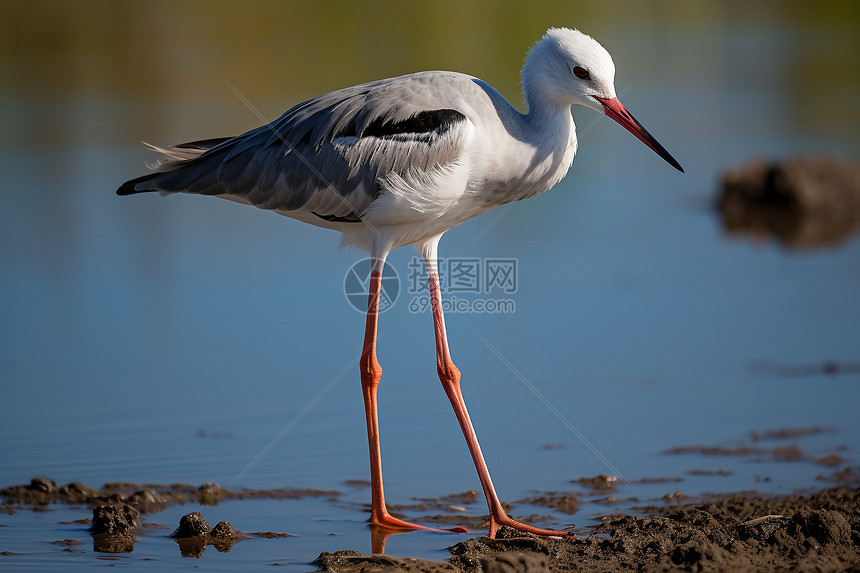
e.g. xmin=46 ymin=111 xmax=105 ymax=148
xmin=522 ymin=90 xmax=577 ymax=164
xmin=524 ymin=98 xmax=574 ymax=134
xmin=520 ymin=68 xmax=577 ymax=146
xmin=507 ymin=90 xmax=578 ymax=200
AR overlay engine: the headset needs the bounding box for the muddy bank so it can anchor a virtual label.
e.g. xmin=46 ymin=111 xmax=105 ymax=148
xmin=316 ymin=487 xmax=860 ymax=573
xmin=3 ymin=433 xmax=859 ymax=569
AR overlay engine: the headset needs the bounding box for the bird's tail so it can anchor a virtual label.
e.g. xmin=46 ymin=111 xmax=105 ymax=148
xmin=116 ymin=137 xmax=233 ymax=196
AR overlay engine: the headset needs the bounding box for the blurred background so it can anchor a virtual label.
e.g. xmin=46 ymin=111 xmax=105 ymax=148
xmin=1 ymin=0 xmax=859 ymax=568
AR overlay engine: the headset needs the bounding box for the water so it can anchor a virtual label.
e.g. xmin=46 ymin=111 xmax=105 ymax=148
xmin=2 ymin=1 xmax=859 ymax=570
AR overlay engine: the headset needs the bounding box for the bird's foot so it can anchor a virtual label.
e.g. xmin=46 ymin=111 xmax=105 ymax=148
xmin=369 ymin=511 xmax=469 ymax=554
xmin=489 ymin=513 xmax=574 ymax=540
xmin=370 ymin=510 xmax=469 ymax=534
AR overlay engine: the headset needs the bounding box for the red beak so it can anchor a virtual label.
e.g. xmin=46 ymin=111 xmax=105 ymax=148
xmin=594 ymin=96 xmax=684 ymax=173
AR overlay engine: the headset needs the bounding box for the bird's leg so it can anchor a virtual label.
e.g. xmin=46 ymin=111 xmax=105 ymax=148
xmin=360 ymin=266 xmax=468 ymax=538
xmin=425 ymin=270 xmax=574 ymax=540
xmin=360 ymin=269 xmax=390 ymax=526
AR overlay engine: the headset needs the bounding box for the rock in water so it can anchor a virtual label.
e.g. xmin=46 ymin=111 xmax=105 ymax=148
xmin=719 ymin=156 xmax=860 ymax=247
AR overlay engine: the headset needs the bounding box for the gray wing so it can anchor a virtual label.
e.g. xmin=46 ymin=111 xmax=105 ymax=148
xmin=117 ymin=72 xmax=473 ymax=223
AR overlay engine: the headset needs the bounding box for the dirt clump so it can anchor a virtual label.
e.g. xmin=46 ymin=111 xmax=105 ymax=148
xmin=314 ymin=550 xmax=461 ymax=572
xmin=91 ymin=503 xmax=140 ymax=536
xmin=90 ymin=502 xmax=141 ymax=554
xmin=170 ymin=512 xmax=245 ymax=557
xmin=171 ymin=512 xmax=213 ymax=538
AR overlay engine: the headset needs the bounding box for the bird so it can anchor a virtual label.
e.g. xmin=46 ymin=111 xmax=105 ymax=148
xmin=117 ymin=27 xmax=683 ymax=540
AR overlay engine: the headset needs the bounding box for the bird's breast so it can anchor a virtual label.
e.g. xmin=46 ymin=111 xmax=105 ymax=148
xmin=467 ymin=120 xmax=576 ymax=209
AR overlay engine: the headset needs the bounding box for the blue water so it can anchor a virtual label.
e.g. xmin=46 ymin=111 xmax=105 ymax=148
xmin=2 ymin=3 xmax=859 ymax=570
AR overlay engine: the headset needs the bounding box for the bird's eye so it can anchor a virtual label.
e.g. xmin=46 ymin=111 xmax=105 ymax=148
xmin=573 ymin=66 xmax=590 ymax=80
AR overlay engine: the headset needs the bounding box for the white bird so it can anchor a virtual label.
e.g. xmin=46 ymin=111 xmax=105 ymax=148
xmin=118 ymin=27 xmax=683 ymax=540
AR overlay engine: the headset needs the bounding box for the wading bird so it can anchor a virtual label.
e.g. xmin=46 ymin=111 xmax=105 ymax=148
xmin=118 ymin=27 xmax=683 ymax=540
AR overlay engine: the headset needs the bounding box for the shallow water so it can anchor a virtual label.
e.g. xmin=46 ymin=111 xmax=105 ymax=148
xmin=2 ymin=1 xmax=860 ymax=570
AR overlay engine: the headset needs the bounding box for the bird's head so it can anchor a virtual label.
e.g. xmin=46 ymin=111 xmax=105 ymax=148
xmin=523 ymin=28 xmax=618 ymax=112
xmin=523 ymin=27 xmax=684 ymax=172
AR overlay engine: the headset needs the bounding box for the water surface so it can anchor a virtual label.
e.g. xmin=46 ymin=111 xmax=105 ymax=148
xmin=2 ymin=1 xmax=859 ymax=570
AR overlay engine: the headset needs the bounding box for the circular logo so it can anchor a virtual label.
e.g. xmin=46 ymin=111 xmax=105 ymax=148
xmin=343 ymin=258 xmax=400 ymax=313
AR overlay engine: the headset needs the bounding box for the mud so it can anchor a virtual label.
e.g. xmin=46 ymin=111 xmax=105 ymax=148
xmin=6 ymin=478 xmax=858 ymax=570
xmin=0 ymin=477 xmax=340 ymax=510
xmin=91 ymin=503 xmax=141 ymax=536
xmin=389 ymin=490 xmax=484 ymax=514
xmin=316 ymin=488 xmax=860 ymax=572
xmin=718 ymin=155 xmax=860 ymax=247
xmin=663 ymin=425 xmax=846 ymax=467
xmin=0 ymin=479 xmax=320 ymax=555
xmin=3 ymin=427 xmax=859 ymax=570
xmin=170 ymin=512 xmax=245 ymax=558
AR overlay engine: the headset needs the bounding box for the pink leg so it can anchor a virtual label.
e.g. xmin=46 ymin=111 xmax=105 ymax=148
xmin=427 ymin=272 xmax=574 ymax=539
xmin=360 ymin=268 xmax=468 ymax=537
